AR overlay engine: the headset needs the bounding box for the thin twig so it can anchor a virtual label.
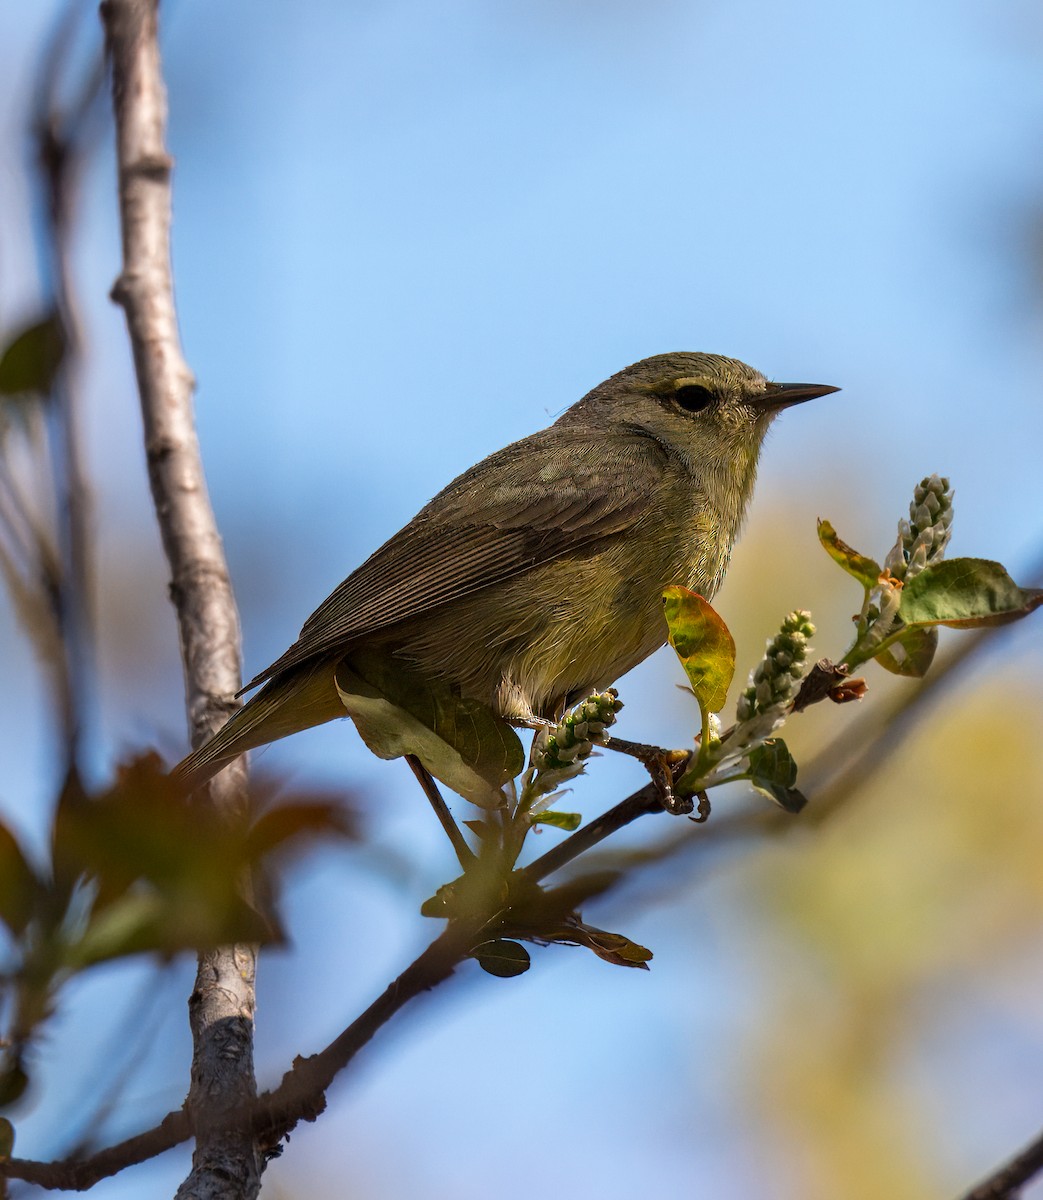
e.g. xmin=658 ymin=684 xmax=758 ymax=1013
xmin=523 ymin=781 xmax=664 ymax=882
xmin=54 ymin=967 xmax=177 ymax=1160
xmin=1 ymin=1110 xmax=190 ymax=1191
xmin=28 ymin=0 xmax=107 ymax=771
xmin=405 ymin=754 xmax=476 ymax=867
xmin=0 ymin=920 xmax=482 ymax=1189
xmin=101 ymin=1 xmax=260 ymax=1195
xmin=251 ymin=921 xmax=480 ymax=1145
xmin=959 ymin=1126 xmax=1043 ymax=1200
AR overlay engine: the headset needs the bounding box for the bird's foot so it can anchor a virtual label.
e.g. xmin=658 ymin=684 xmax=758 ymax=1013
xmin=604 ymin=737 xmax=696 ymax=815
xmin=508 ymin=715 xmax=554 ymax=732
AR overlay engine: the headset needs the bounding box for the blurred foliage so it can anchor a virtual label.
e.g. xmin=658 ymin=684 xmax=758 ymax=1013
xmin=727 ymin=681 xmax=1043 ymax=1200
xmin=0 ymin=306 xmax=83 ymax=775
xmin=0 ymin=314 xmax=65 ymax=408
xmin=0 ymin=753 xmax=357 ymax=1122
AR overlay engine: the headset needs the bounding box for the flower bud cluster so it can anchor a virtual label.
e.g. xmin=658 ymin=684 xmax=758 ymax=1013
xmin=523 ymin=690 xmax=624 ymax=810
xmin=883 ymin=474 xmax=954 ymax=582
xmin=531 ymin=690 xmax=623 ymax=773
xmin=725 ymin=611 xmax=815 ymax=753
xmin=736 ymin=611 xmax=816 ymax=722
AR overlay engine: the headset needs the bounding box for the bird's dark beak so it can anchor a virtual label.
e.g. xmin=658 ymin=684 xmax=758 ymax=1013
xmin=759 ymin=381 xmax=841 ymax=411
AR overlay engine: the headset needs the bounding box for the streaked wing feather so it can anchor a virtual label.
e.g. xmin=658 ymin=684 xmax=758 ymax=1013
xmin=242 ymin=427 xmax=670 ymax=691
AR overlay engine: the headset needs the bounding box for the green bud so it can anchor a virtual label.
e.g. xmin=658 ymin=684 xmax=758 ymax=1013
xmin=884 ymin=474 xmax=954 ymax=582
xmin=526 ymin=690 xmax=623 ymax=802
xmin=736 ymin=611 xmax=815 ymax=722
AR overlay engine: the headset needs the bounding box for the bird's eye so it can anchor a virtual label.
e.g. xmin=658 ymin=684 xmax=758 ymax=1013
xmin=672 ymin=384 xmax=714 ymax=413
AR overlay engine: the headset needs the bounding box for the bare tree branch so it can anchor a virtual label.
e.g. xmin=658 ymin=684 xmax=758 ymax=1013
xmin=100 ymin=1 xmax=260 ymax=1194
xmin=959 ymin=1126 xmax=1043 ymax=1200
xmin=1 ymin=1111 xmax=190 ymax=1191
xmin=0 ymin=922 xmax=473 ymax=1189
xmin=522 ymin=781 xmax=664 ymax=880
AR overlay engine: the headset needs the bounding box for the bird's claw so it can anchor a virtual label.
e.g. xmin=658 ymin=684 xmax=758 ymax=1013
xmin=605 ymin=737 xmax=692 ymax=813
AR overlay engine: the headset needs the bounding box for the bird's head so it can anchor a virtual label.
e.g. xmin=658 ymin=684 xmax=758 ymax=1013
xmin=559 ymin=351 xmax=839 ymax=475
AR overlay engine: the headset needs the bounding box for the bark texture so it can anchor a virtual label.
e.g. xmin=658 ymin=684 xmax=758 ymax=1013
xmin=102 ymin=2 xmax=260 ymax=1195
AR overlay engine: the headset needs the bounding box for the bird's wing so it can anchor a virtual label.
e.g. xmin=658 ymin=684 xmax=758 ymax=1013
xmin=241 ymin=424 xmax=674 ymax=691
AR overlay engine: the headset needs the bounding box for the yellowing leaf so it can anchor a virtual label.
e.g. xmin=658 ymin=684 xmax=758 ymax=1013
xmin=662 ymin=585 xmax=736 ymax=716
xmin=818 ymin=519 xmax=882 ymax=589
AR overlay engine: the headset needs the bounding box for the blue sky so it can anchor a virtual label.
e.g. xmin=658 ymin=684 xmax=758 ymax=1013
xmin=2 ymin=1 xmax=1043 ymax=1197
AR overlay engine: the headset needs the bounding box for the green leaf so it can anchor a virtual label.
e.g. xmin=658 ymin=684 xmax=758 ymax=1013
xmin=0 ymin=820 xmax=39 ymax=936
xmin=0 ymin=313 xmax=64 ymax=397
xmin=472 ymin=939 xmax=531 ymax=978
xmin=531 ymin=810 xmax=581 ymax=831
xmin=818 ymin=519 xmax=882 ymax=589
xmin=335 ymin=648 xmax=524 ymax=808
xmin=662 ymin=585 xmax=736 ymax=715
xmin=899 ymin=558 xmax=1043 ymax=629
xmin=875 ymin=624 xmax=938 ymax=677
xmin=0 ymin=1115 xmax=14 ymax=1156
xmin=747 ymin=739 xmax=807 ymax=813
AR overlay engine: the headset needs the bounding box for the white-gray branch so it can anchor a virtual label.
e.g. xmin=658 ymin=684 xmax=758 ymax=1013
xmin=101 ymin=1 xmax=260 ymax=1196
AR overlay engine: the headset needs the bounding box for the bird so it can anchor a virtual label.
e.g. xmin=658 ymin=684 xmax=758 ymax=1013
xmin=173 ymin=352 xmax=837 ymax=791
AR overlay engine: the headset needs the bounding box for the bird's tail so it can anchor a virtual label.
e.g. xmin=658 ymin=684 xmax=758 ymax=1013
xmin=172 ymin=658 xmax=345 ymax=791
